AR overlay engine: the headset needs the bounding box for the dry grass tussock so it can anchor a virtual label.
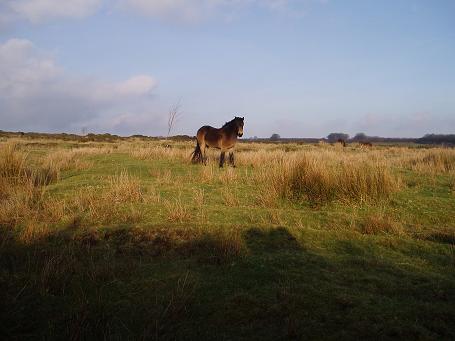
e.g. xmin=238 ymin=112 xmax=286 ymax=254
xmin=164 ymin=196 xmax=192 ymax=223
xmin=126 ymin=143 xmax=192 ymax=162
xmin=0 ymin=144 xmax=145 ymax=232
xmin=0 ymin=142 xmax=27 ymax=180
xmin=219 ymin=167 xmax=238 ymax=184
xmin=71 ymin=172 xmax=144 ymax=224
xmin=406 ymin=148 xmax=455 ymax=173
xmin=0 ymin=143 xmax=59 ymax=232
xmin=106 ymin=170 xmax=143 ymax=203
xmin=42 ymin=148 xmax=97 ymax=174
xmin=255 ymin=151 xmax=400 ymax=205
xmin=182 ymin=228 xmax=247 ymax=263
xmin=359 ymin=213 xmax=404 ymax=236
xmin=221 ymin=187 xmax=240 ymax=206
xmin=193 ymin=188 xmax=205 ymax=206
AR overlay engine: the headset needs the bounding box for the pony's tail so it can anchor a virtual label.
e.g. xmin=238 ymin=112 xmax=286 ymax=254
xmin=191 ymin=141 xmax=203 ymax=164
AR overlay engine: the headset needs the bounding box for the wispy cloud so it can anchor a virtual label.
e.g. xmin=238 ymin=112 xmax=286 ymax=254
xmin=350 ymin=112 xmax=455 ymax=137
xmin=117 ymin=0 xmax=317 ymax=22
xmin=1 ymin=0 xmax=102 ymax=25
xmin=0 ymin=38 xmax=162 ymax=134
xmin=0 ymin=0 xmax=323 ymax=28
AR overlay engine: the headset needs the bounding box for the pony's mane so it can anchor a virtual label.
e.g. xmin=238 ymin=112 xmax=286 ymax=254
xmin=222 ymin=118 xmax=237 ymax=129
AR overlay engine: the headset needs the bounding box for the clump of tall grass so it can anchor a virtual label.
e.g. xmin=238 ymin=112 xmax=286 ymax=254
xmin=43 ymin=149 xmax=93 ymax=174
xmin=0 ymin=142 xmax=27 ymax=180
xmin=164 ymin=197 xmax=192 ymax=223
xmin=182 ymin=229 xmax=247 ymax=264
xmin=71 ymin=172 xmax=144 ymax=225
xmin=259 ymin=153 xmax=400 ymax=206
xmin=200 ymin=164 xmax=216 ymax=183
xmin=106 ymin=170 xmax=143 ymax=203
xmin=221 ymin=187 xmax=239 ymax=206
xmin=0 ymin=143 xmax=61 ymax=231
xmin=128 ymin=144 xmax=191 ymax=162
xmin=358 ymin=213 xmax=404 ymax=236
xmin=407 ymin=148 xmax=455 ymax=173
xmin=219 ymin=167 xmax=237 ymax=184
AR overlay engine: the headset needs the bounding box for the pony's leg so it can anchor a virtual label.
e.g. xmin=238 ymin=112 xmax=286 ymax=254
xmin=199 ymin=143 xmax=207 ymax=165
xmin=228 ymin=152 xmax=235 ymax=167
xmin=219 ymin=151 xmax=225 ymax=168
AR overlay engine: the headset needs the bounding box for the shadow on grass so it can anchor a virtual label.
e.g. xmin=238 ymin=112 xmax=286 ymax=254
xmin=1 ymin=224 xmax=455 ymax=340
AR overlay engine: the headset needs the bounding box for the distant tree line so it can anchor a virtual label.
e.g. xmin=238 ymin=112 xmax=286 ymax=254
xmin=1 ymin=129 xmax=454 ymax=145
xmin=416 ymin=134 xmax=455 ymax=145
xmin=261 ymin=131 xmax=455 ymax=145
xmin=0 ymin=130 xmax=195 ymax=142
xmin=327 ymin=133 xmax=349 ymax=142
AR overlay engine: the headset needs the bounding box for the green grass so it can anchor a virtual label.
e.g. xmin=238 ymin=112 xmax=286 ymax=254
xmin=1 ymin=141 xmax=455 ymax=339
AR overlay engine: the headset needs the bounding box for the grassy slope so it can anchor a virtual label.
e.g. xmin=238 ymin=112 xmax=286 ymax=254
xmin=1 ymin=144 xmax=455 ymax=339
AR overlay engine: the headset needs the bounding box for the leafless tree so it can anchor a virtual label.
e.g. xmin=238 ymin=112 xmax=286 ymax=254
xmin=167 ymin=100 xmax=182 ymax=138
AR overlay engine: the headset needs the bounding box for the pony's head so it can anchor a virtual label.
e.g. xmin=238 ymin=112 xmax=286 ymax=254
xmin=234 ymin=116 xmax=244 ymax=137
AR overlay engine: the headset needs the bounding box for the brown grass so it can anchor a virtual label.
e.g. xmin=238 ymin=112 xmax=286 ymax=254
xmin=164 ymin=197 xmax=192 ymax=223
xmin=193 ymin=188 xmax=205 ymax=206
xmin=259 ymin=153 xmax=401 ymax=206
xmin=221 ymin=187 xmax=239 ymax=206
xmin=106 ymin=170 xmax=143 ymax=203
xmin=359 ymin=213 xmax=404 ymax=236
xmin=0 ymin=142 xmax=27 ymax=180
xmin=184 ymin=229 xmax=247 ymax=264
xmin=71 ymin=183 xmax=144 ymax=225
xmin=263 ymin=209 xmax=284 ymax=225
xmin=406 ymin=148 xmax=455 ymax=173
xmin=42 ymin=149 xmax=94 ymax=174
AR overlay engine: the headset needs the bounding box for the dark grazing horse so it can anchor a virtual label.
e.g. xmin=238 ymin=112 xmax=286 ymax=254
xmin=337 ymin=138 xmax=346 ymax=147
xmin=191 ymin=116 xmax=244 ymax=167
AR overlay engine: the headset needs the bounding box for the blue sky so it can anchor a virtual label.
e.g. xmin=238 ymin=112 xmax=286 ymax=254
xmin=0 ymin=0 xmax=454 ymax=138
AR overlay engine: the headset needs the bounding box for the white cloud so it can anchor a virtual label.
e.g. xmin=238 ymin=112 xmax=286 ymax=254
xmin=0 ymin=38 xmax=162 ymax=134
xmin=350 ymin=112 xmax=455 ymax=137
xmin=119 ymin=0 xmax=311 ymax=22
xmin=119 ymin=0 xmax=226 ymax=22
xmin=1 ymin=0 xmax=102 ymax=25
xmin=0 ymin=0 xmax=320 ymax=27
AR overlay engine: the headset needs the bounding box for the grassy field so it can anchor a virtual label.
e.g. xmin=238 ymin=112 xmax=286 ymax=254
xmin=1 ymin=137 xmax=455 ymax=339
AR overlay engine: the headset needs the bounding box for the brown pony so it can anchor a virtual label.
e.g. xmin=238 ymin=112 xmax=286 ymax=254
xmin=191 ymin=116 xmax=244 ymax=167
xmin=337 ymin=138 xmax=346 ymax=147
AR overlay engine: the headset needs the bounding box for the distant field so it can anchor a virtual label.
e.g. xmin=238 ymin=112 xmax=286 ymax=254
xmin=1 ymin=137 xmax=455 ymax=339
